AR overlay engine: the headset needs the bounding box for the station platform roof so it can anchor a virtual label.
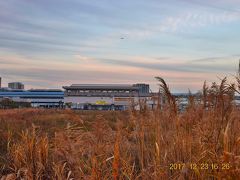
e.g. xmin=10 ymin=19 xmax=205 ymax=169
xmin=63 ymin=84 xmax=139 ymax=91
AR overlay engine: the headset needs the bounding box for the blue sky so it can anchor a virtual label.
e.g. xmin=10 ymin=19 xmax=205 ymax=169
xmin=0 ymin=0 xmax=240 ymax=92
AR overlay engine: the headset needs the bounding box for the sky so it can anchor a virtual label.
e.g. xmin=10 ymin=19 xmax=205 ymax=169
xmin=0 ymin=0 xmax=240 ymax=92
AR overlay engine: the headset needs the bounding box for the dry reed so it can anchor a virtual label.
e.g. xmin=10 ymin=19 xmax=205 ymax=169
xmin=0 ymin=78 xmax=239 ymax=179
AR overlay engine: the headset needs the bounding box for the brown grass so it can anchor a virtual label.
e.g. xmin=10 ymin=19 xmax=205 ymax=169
xmin=0 ymin=78 xmax=240 ymax=179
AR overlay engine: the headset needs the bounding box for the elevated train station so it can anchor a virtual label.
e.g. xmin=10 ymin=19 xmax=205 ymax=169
xmin=63 ymin=83 xmax=154 ymax=110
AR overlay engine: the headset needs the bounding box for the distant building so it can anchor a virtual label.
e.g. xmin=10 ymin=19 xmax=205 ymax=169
xmin=0 ymin=89 xmax=64 ymax=108
xmin=235 ymin=96 xmax=240 ymax=107
xmin=8 ymin=82 xmax=24 ymax=90
xmin=133 ymin=83 xmax=150 ymax=94
xmin=63 ymin=83 xmax=155 ymax=110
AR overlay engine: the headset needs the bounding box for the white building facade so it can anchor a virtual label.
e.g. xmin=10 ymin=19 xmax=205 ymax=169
xmin=63 ymin=84 xmax=155 ymax=110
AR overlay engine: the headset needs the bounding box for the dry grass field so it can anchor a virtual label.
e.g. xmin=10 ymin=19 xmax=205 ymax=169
xmin=0 ymin=78 xmax=240 ymax=180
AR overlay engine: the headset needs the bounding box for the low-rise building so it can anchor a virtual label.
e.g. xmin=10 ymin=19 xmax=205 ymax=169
xmin=0 ymin=89 xmax=64 ymax=108
xmin=8 ymin=82 xmax=24 ymax=90
xmin=63 ymin=83 xmax=155 ymax=110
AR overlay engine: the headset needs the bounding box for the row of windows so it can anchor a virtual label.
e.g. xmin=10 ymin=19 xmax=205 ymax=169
xmin=21 ymin=97 xmax=64 ymax=99
xmin=66 ymin=90 xmax=137 ymax=93
xmin=0 ymin=96 xmax=63 ymax=99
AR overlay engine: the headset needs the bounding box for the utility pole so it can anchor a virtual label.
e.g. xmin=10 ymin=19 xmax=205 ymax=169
xmin=238 ymin=59 xmax=240 ymax=77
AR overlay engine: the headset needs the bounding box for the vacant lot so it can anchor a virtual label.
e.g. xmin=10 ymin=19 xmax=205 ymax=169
xmin=0 ymin=80 xmax=240 ymax=179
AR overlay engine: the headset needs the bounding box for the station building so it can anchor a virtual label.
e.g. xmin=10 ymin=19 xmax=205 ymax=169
xmin=63 ymin=83 xmax=155 ymax=110
xmin=0 ymin=89 xmax=64 ymax=108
